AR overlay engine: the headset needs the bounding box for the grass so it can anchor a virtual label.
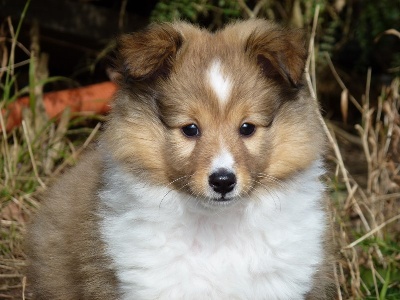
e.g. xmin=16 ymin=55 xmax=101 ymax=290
xmin=325 ymin=66 xmax=400 ymax=300
xmin=326 ymin=76 xmax=400 ymax=299
xmin=1 ymin=4 xmax=399 ymax=300
xmin=0 ymin=3 xmax=101 ymax=298
xmin=305 ymin=8 xmax=400 ymax=298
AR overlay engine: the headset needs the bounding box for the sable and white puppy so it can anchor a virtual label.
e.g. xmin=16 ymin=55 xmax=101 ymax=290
xmin=28 ymin=20 xmax=335 ymax=299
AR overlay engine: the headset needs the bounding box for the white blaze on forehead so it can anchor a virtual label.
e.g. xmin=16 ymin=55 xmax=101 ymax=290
xmin=206 ymin=60 xmax=232 ymax=105
xmin=210 ymin=149 xmax=235 ymax=172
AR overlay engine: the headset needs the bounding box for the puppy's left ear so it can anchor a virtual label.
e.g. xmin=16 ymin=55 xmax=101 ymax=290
xmin=117 ymin=23 xmax=183 ymax=81
xmin=245 ymin=27 xmax=307 ymax=88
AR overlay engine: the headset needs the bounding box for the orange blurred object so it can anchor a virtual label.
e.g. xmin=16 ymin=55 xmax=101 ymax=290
xmin=2 ymin=81 xmax=117 ymax=132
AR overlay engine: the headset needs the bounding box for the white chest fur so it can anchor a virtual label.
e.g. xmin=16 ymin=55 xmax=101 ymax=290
xmin=99 ymin=161 xmax=326 ymax=300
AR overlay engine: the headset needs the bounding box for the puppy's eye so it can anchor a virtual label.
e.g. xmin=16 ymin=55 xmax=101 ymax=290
xmin=182 ymin=124 xmax=200 ymax=137
xmin=239 ymin=123 xmax=256 ymax=136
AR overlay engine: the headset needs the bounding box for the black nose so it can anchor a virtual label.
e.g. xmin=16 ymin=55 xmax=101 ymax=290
xmin=208 ymin=169 xmax=236 ymax=196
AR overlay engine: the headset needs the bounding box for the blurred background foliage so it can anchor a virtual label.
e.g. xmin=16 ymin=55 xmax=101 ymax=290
xmin=150 ymin=0 xmax=400 ymax=77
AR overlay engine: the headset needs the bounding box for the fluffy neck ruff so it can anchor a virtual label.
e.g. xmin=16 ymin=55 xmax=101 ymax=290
xmin=99 ymin=158 xmax=326 ymax=300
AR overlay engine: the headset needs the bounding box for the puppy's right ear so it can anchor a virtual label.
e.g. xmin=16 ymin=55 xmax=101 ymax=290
xmin=116 ymin=23 xmax=183 ymax=81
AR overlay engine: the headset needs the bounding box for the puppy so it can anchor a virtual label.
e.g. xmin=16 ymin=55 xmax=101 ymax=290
xmin=27 ymin=20 xmax=335 ymax=299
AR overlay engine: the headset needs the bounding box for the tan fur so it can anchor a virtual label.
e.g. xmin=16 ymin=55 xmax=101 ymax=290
xmin=26 ymin=151 xmax=119 ymax=299
xmin=27 ymin=20 xmax=335 ymax=299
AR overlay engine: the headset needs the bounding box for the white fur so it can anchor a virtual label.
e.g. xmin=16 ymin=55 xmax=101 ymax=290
xmin=99 ymin=158 xmax=326 ymax=300
xmin=210 ymin=149 xmax=235 ymax=172
xmin=206 ymin=60 xmax=232 ymax=105
xmin=207 ymin=149 xmax=237 ymax=199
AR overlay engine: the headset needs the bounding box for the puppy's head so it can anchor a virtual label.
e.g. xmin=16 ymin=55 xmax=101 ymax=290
xmin=103 ymin=20 xmax=324 ymax=206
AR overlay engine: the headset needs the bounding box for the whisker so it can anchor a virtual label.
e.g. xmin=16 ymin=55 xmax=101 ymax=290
xmin=254 ymin=173 xmax=286 ymax=189
xmin=256 ymin=172 xmax=297 ymax=189
xmin=159 ymin=173 xmax=196 ymax=208
xmin=253 ymin=179 xmax=282 ymax=212
xmin=166 ymin=174 xmax=192 ymax=187
xmin=158 ymin=188 xmax=175 ymax=209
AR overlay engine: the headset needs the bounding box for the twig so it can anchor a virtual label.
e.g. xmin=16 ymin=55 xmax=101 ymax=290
xmin=44 ymin=107 xmax=70 ymax=174
xmin=323 ymin=52 xmax=363 ymax=112
xmin=355 ymin=119 xmax=373 ymax=193
xmin=344 ymin=213 xmax=400 ymax=249
xmin=22 ymin=276 xmax=26 ymax=300
xmin=82 ymin=122 xmax=101 ymax=148
xmin=333 ymin=261 xmax=343 ymax=300
xmin=253 ymin=0 xmax=268 ymax=17
xmin=326 ymin=121 xmax=362 ymax=146
xmin=375 ymin=89 xmax=384 ymax=137
xmin=343 ymin=184 xmax=358 ymax=210
xmin=0 ymin=37 xmax=31 ymax=56
xmin=0 ymin=58 xmax=30 ymax=72
xmin=7 ymin=17 xmax=16 ymax=78
xmin=118 ymin=0 xmax=128 ymax=31
xmin=237 ymin=0 xmax=254 ymax=18
xmin=51 ymin=122 xmax=101 ymax=178
xmin=305 ymin=4 xmax=319 ymax=93
xmin=365 ymin=68 xmax=372 ymax=109
xmin=383 ymin=101 xmax=395 ymax=157
xmin=0 ymin=103 xmax=12 ymax=186
xmin=369 ymin=254 xmax=380 ymax=300
xmin=372 ymin=193 xmax=400 ymax=202
xmin=374 ymin=29 xmax=400 ymax=42
xmin=237 ymin=0 xmax=267 ymax=18
xmin=22 ymin=120 xmax=46 ymax=188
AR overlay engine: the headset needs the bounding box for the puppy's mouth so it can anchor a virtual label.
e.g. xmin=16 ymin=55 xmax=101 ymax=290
xmin=207 ymin=195 xmax=239 ymax=207
xmin=215 ymin=195 xmax=233 ymax=202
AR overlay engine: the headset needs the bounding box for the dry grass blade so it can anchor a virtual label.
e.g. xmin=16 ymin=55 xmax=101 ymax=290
xmin=340 ymin=89 xmax=348 ymax=124
xmin=323 ymin=52 xmax=363 ymax=112
xmin=21 ymin=120 xmax=45 ymax=189
xmin=22 ymin=276 xmax=26 ymax=300
xmin=237 ymin=0 xmax=267 ymax=19
xmin=345 ymin=214 xmax=400 ymax=249
xmin=374 ymin=28 xmax=400 ymax=42
xmin=43 ymin=107 xmax=70 ymax=174
xmin=51 ymin=122 xmax=101 ymax=178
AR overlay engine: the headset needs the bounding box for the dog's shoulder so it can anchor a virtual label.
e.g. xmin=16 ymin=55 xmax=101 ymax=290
xmin=27 ymin=148 xmax=120 ymax=299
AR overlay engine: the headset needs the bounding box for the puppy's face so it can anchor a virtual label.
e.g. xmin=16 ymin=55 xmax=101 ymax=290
xmin=103 ymin=20 xmax=324 ymax=206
